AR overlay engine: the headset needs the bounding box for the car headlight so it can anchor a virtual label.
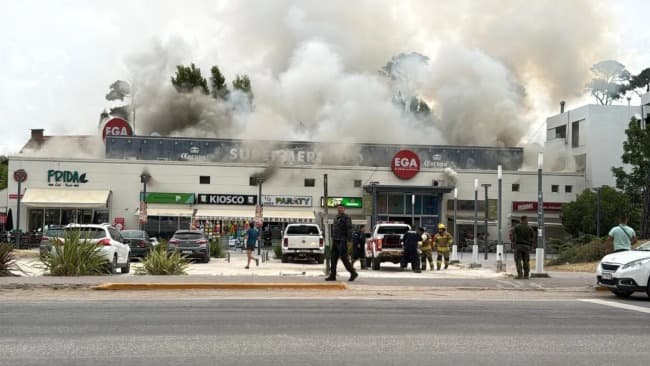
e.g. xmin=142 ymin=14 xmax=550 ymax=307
xmin=621 ymin=257 xmax=650 ymax=270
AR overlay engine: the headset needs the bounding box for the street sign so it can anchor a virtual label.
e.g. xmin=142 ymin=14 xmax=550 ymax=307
xmin=114 ymin=217 xmax=125 ymax=230
xmin=255 ymin=204 xmax=263 ymax=225
xmin=13 ymin=169 xmax=28 ymax=183
xmin=9 ymin=194 xmax=23 ymax=199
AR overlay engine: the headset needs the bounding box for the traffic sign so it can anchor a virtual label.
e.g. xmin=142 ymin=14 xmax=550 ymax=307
xmin=13 ymin=169 xmax=28 ymax=183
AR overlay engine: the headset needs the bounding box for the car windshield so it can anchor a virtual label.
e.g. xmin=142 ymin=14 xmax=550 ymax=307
xmin=173 ymin=232 xmax=204 ymax=240
xmin=286 ymin=225 xmax=320 ymax=235
xmin=121 ymin=230 xmax=145 ymax=239
xmin=64 ymin=228 xmax=106 ymax=239
xmin=45 ymin=229 xmax=64 ymax=237
xmin=377 ymin=226 xmax=410 ymax=235
xmin=634 ymin=241 xmax=650 ymax=251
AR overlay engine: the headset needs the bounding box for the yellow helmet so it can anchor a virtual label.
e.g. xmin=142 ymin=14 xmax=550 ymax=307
xmin=438 ymin=223 xmax=446 ymax=230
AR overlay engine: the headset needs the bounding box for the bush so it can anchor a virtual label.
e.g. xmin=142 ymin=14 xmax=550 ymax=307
xmin=210 ymin=238 xmax=225 ymax=258
xmin=273 ymin=244 xmax=282 ymax=259
xmin=41 ymin=232 xmax=111 ymax=276
xmin=136 ymin=244 xmax=188 ymax=275
xmin=549 ymin=239 xmax=613 ymax=265
xmin=0 ymin=243 xmax=17 ymax=277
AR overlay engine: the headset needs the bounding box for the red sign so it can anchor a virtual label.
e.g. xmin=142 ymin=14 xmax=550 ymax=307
xmin=9 ymin=194 xmax=23 ymax=199
xmin=13 ymin=169 xmax=28 ymax=183
xmin=101 ymin=117 xmax=133 ymax=141
xmin=512 ymin=201 xmax=563 ymax=212
xmin=114 ymin=217 xmax=125 ymax=230
xmin=391 ymin=150 xmax=420 ymax=179
xmin=139 ymin=201 xmax=148 ymax=224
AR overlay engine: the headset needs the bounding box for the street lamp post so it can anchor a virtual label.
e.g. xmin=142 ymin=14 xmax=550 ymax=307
xmin=481 ymin=183 xmax=492 ymax=261
xmin=470 ymin=179 xmax=481 ymax=268
xmin=496 ymin=165 xmax=505 ymax=272
xmin=140 ymin=173 xmax=151 ymax=231
xmin=450 ymin=188 xmax=459 ymax=264
xmin=533 ymin=152 xmax=549 ymax=277
xmin=596 ymin=187 xmax=601 ymax=237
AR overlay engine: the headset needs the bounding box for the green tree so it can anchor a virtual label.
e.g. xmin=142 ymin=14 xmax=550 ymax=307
xmin=622 ymin=68 xmax=650 ymax=96
xmin=561 ymin=186 xmax=638 ymax=237
xmin=0 ymin=156 xmax=7 ymax=190
xmin=232 ymin=74 xmax=253 ymax=104
xmin=585 ymin=60 xmax=631 ymax=105
xmin=612 ymin=117 xmax=650 ymax=238
xmin=210 ymin=66 xmax=229 ymax=100
xmin=171 ymin=64 xmax=209 ymax=94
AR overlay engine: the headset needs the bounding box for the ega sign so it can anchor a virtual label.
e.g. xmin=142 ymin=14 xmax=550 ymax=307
xmin=391 ymin=150 xmax=420 ymax=179
xmin=48 ymin=170 xmax=88 ymax=187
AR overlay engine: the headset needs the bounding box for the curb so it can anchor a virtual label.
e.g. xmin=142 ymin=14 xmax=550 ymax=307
xmin=91 ymin=282 xmax=348 ymax=291
xmin=594 ymin=285 xmax=609 ymax=292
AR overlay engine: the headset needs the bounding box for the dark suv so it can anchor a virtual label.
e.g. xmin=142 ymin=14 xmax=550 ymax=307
xmin=120 ymin=230 xmax=153 ymax=259
xmin=168 ymin=230 xmax=210 ymax=263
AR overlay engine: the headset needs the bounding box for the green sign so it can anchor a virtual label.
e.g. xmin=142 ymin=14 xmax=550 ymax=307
xmin=321 ymin=197 xmax=363 ymax=208
xmin=143 ymin=192 xmax=194 ymax=204
xmin=48 ymin=170 xmax=88 ymax=187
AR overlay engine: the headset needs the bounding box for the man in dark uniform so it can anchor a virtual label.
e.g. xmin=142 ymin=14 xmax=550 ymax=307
xmin=326 ymin=203 xmax=358 ymax=282
xmin=512 ymin=216 xmax=535 ymax=279
xmin=350 ymin=225 xmax=368 ymax=270
xmin=400 ymin=229 xmax=422 ymax=273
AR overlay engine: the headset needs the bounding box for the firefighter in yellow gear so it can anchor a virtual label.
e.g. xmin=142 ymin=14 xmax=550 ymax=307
xmin=433 ymin=223 xmax=453 ymax=270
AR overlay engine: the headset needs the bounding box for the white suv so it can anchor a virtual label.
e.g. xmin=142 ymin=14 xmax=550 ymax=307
xmin=61 ymin=224 xmax=131 ymax=274
xmin=597 ymin=241 xmax=650 ymax=298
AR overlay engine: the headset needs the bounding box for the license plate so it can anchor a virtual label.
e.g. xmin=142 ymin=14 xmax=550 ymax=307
xmin=602 ymin=272 xmax=613 ymax=280
xmin=182 ymin=250 xmax=193 ymax=254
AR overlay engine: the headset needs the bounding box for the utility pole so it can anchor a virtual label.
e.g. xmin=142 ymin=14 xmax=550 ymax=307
xmin=496 ymin=165 xmax=505 ymax=272
xmin=596 ymin=187 xmax=601 ymax=237
xmin=470 ymin=179 xmax=481 ymax=268
xmin=481 ymin=183 xmax=492 ymax=261
xmin=532 ymin=152 xmax=549 ymax=277
xmin=450 ymin=188 xmax=459 ymax=264
xmin=323 ymin=174 xmax=330 ymax=275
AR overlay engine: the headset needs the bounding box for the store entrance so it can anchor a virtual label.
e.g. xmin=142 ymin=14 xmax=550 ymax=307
xmin=377 ymin=215 xmax=439 ymax=232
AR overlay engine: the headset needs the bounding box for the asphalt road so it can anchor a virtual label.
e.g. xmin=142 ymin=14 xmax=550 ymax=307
xmin=1 ymin=296 xmax=649 ymax=366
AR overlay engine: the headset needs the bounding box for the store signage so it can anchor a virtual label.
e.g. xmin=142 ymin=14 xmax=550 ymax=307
xmin=101 ymin=117 xmax=133 ymax=141
xmin=512 ymin=201 xmax=563 ymax=212
xmin=47 ymin=170 xmax=88 ymax=187
xmin=144 ymin=192 xmax=195 ymax=204
xmin=391 ymin=150 xmax=420 ymax=179
xmin=114 ymin=217 xmax=125 ymax=230
xmin=262 ymin=195 xmax=312 ymax=207
xmin=321 ymin=197 xmax=363 ymax=208
xmin=197 ymin=193 xmax=257 ymax=205
xmin=13 ymin=169 xmax=28 ymax=183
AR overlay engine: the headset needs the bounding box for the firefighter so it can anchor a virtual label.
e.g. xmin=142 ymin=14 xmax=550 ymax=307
xmin=434 ymin=223 xmax=453 ymax=270
xmin=400 ymin=229 xmax=422 ymax=273
xmin=418 ymin=227 xmax=434 ymax=271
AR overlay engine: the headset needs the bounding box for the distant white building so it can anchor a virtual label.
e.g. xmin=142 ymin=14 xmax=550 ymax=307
xmin=545 ymin=103 xmax=643 ymax=188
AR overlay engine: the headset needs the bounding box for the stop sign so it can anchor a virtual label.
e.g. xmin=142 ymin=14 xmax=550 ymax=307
xmin=101 ymin=117 xmax=133 ymax=141
xmin=391 ymin=150 xmax=420 ymax=180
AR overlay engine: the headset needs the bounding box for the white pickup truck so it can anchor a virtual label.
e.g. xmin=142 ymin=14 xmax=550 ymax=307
xmin=281 ymin=223 xmax=325 ymax=264
xmin=365 ymin=223 xmax=411 ymax=270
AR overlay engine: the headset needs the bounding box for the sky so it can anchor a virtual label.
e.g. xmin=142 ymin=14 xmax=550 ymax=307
xmin=1 ymin=0 xmax=649 ymax=155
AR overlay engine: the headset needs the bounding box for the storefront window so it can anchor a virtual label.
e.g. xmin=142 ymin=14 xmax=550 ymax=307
xmin=387 ymin=194 xmax=405 ymax=215
xmin=94 ymin=211 xmax=109 ymax=224
xmin=29 ymin=209 xmax=44 ymax=232
xmin=179 ymin=217 xmax=191 ymax=230
xmin=44 ymin=209 xmax=61 ymax=227
xmin=61 ymin=209 xmax=76 ymax=225
xmin=376 ymin=193 xmax=388 ymax=214
xmin=78 ymin=210 xmax=93 ymax=224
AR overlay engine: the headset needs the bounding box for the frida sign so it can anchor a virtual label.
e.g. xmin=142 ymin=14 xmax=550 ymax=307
xmin=48 ymin=170 xmax=88 ymax=187
xmin=391 ymin=150 xmax=420 ymax=179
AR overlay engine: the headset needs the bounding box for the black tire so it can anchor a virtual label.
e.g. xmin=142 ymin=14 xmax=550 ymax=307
xmin=611 ymin=289 xmax=633 ymax=298
xmin=281 ymin=255 xmax=289 ymax=263
xmin=110 ymin=255 xmax=118 ymax=274
xmin=121 ymin=258 xmax=131 ymax=274
xmin=202 ymin=255 xmax=210 ymax=263
xmin=371 ymin=257 xmax=381 ymax=271
xmin=646 ymin=277 xmax=650 ymax=299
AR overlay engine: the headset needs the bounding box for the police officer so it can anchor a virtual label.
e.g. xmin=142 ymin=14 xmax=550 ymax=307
xmin=419 ymin=227 xmax=434 ymax=271
xmin=401 ymin=229 xmax=422 ymax=273
xmin=326 ymin=203 xmax=358 ymax=282
xmin=512 ymin=216 xmax=534 ymax=279
xmin=434 ymin=223 xmax=453 ymax=270
xmin=350 ymin=225 xmax=368 ymax=270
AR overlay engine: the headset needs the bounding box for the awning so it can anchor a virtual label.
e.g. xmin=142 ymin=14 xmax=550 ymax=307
xmin=22 ymin=188 xmax=111 ymax=208
xmin=195 ymin=207 xmax=255 ymax=221
xmin=263 ymin=208 xmax=315 ymax=223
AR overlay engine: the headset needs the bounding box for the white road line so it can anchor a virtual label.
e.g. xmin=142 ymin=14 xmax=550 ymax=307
xmin=579 ymin=299 xmax=650 ymax=314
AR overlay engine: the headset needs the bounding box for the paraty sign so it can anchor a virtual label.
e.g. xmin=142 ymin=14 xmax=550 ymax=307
xmin=101 ymin=117 xmax=133 ymax=141
xmin=48 ymin=170 xmax=88 ymax=187
xmin=197 ymin=194 xmax=257 ymax=206
xmin=262 ymin=195 xmax=312 ymax=207
xmin=391 ymin=150 xmax=420 ymax=179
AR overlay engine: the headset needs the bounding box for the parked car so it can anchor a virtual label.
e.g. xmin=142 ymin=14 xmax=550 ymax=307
xmin=168 ymin=230 xmax=210 ymax=263
xmin=54 ymin=224 xmax=131 ymax=274
xmin=281 ymin=223 xmax=324 ymax=263
xmin=39 ymin=225 xmax=66 ymax=257
xmin=365 ymin=223 xmax=411 ymax=270
xmin=120 ymin=230 xmax=153 ymax=259
xmin=150 ymin=237 xmax=160 ymax=247
xmin=597 ymin=241 xmax=650 ymax=298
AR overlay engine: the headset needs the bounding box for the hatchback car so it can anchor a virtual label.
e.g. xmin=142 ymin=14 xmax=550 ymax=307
xmin=39 ymin=225 xmax=66 ymax=257
xmin=597 ymin=241 xmax=650 ymax=298
xmin=168 ymin=230 xmax=210 ymax=263
xmin=120 ymin=230 xmax=153 ymax=259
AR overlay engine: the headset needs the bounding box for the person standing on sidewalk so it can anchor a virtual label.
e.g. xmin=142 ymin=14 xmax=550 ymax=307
xmin=401 ymin=229 xmax=422 ymax=273
xmin=350 ymin=225 xmax=368 ymax=270
xmin=326 ymin=204 xmax=358 ymax=282
xmin=433 ymin=224 xmax=453 ymax=270
xmin=512 ymin=216 xmax=534 ymax=279
xmin=419 ymin=227 xmax=434 ymax=271
xmin=605 ymin=214 xmax=638 ymax=252
xmin=243 ymin=222 xmax=259 ymax=269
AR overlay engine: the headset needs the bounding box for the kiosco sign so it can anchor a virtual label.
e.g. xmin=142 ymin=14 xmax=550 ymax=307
xmin=197 ymin=194 xmax=257 ymax=206
xmin=391 ymin=150 xmax=420 ymax=179
xmin=101 ymin=117 xmax=133 ymax=141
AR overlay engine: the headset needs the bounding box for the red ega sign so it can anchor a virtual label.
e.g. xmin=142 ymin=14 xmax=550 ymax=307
xmin=102 ymin=117 xmax=133 ymax=141
xmin=391 ymin=150 xmax=420 ymax=180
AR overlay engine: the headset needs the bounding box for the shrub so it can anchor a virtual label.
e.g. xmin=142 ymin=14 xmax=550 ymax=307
xmin=549 ymin=239 xmax=613 ymax=265
xmin=0 ymin=243 xmax=17 ymax=277
xmin=273 ymin=244 xmax=282 ymax=259
xmin=41 ymin=232 xmax=111 ymax=276
xmin=210 ymin=238 xmax=225 ymax=258
xmin=136 ymin=244 xmax=188 ymax=275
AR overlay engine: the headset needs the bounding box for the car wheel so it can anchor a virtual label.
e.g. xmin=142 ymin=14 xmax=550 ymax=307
xmin=371 ymin=258 xmax=381 ymax=271
xmin=611 ymin=289 xmax=633 ymax=298
xmin=109 ymin=255 xmax=118 ymax=274
xmin=121 ymin=258 xmax=131 ymax=274
xmin=202 ymin=255 xmax=210 ymax=263
xmin=647 ymin=277 xmax=650 ymax=298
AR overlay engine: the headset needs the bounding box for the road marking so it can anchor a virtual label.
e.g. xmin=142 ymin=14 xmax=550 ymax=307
xmin=579 ymin=299 xmax=650 ymax=314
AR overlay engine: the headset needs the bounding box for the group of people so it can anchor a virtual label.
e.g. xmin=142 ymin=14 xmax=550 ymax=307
xmin=400 ymin=224 xmax=454 ymax=273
